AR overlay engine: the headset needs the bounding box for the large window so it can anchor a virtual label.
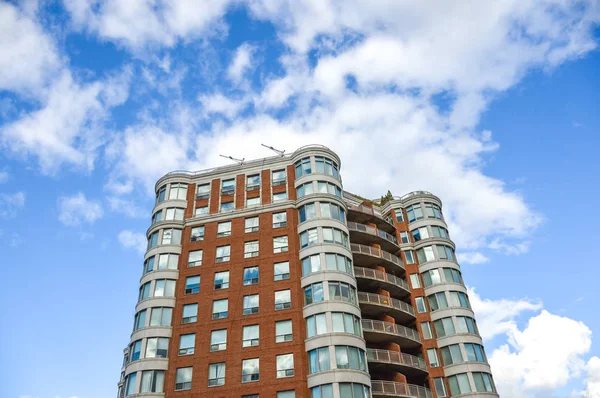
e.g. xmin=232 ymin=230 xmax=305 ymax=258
xmin=427 ymin=348 xmax=440 ymax=367
xmin=164 ymin=207 xmax=184 ymax=221
xmin=150 ymin=307 xmax=172 ymax=326
xmin=133 ymin=309 xmax=147 ymax=330
xmin=409 ymin=273 xmax=421 ymax=288
xmin=415 ymin=297 xmax=427 ymax=313
xmin=154 ymin=279 xmax=176 ymax=297
xmin=179 ymin=334 xmax=195 ymax=355
xmin=314 ymin=156 xmax=339 ymax=179
xmin=456 ymin=316 xmax=478 ymax=334
xmin=156 ymin=186 xmax=166 ymax=204
xmin=214 ymin=271 xmax=230 ymax=290
xmin=404 ymin=250 xmax=415 ymax=264
xmin=332 ymin=312 xmax=361 ymax=335
xmin=212 ymin=299 xmax=228 ymax=320
xmin=448 ymin=291 xmax=471 ymax=309
xmin=399 ymin=232 xmax=410 ymax=244
xmin=175 ymin=367 xmax=192 ymax=391
xmin=319 ymin=202 xmax=345 ymax=222
xmin=434 ymin=317 xmax=456 ymax=337
xmin=145 ymin=337 xmax=169 ymax=358
xmin=304 ymin=282 xmax=324 ymax=305
xmin=216 ymin=245 xmax=231 ymax=262
xmin=185 ymin=276 xmax=200 ymax=294
xmin=273 ymin=191 xmax=288 ymax=202
xmin=182 ymin=304 xmax=197 ymax=324
xmin=306 ymin=313 xmax=327 ymax=337
xmin=129 ymin=340 xmax=142 ymax=361
xmin=434 ymin=378 xmax=447 ymax=398
xmin=335 ymin=346 xmax=366 ymax=371
xmin=242 ymin=325 xmax=259 ymax=347
xmin=274 ymin=261 xmax=290 ymax=281
xmin=422 ymin=269 xmax=442 ymax=286
xmin=428 ymin=292 xmax=448 ymax=311
xmin=217 ymin=221 xmax=232 ymax=237
xmin=141 ymin=370 xmax=164 ymax=393
xmin=196 ymin=183 xmax=210 ymax=199
xmin=298 ymin=203 xmax=316 ymax=222
xmin=302 ymin=254 xmax=321 ymax=275
xmin=444 ymin=268 xmax=463 ymax=284
xmin=125 ymin=373 xmax=136 ymax=396
xmin=437 ymin=245 xmax=455 ymax=261
xmin=425 ymin=202 xmax=442 ymax=219
xmin=147 ymin=231 xmax=159 ymax=249
xmin=411 ymin=226 xmax=429 ymax=241
xmin=339 ymin=383 xmax=370 ymax=398
xmin=188 ymin=250 xmax=202 ymax=267
xmin=295 ymin=157 xmax=312 ymax=178
xmin=465 ymin=343 xmax=487 ymax=362
xmin=394 ymin=208 xmax=404 ymax=222
xmin=277 ymin=354 xmax=295 ymax=378
xmin=243 ymin=266 xmax=259 ymax=285
xmin=208 ymin=363 xmax=226 ymax=386
xmin=195 ymin=206 xmax=208 ymax=216
xmin=473 ymin=372 xmax=496 ymax=393
xmin=247 ymin=197 xmax=260 ymax=207
xmin=272 ymin=169 xmax=286 ymax=185
xmin=416 ymin=246 xmax=435 ymax=263
xmin=247 ymin=174 xmax=260 ymax=191
xmin=448 ymin=373 xmax=471 ymax=395
xmin=328 ymin=281 xmax=357 ymax=304
xmin=154 ymin=253 xmax=178 ymax=270
xmin=273 ymin=211 xmax=287 ymax=228
xmin=441 ymin=344 xmax=464 ymax=365
xmin=242 ymin=358 xmax=260 ymax=383
xmin=191 ymin=226 xmax=204 ymax=241
xmin=325 ymin=253 xmax=352 ymax=274
xmin=406 ymin=204 xmax=424 ymax=222
xmin=139 ymin=283 xmax=151 ymax=301
xmin=220 ymin=201 xmax=234 ymax=212
xmin=244 ymin=241 xmax=259 ymax=258
xmin=317 ymin=181 xmax=342 ymax=197
xmin=276 ymin=320 xmax=293 ymax=342
xmin=322 ymin=227 xmax=349 ymax=247
xmin=431 ymin=225 xmax=449 ymax=238
xmin=221 ymin=178 xmax=235 ymax=195
xmin=162 ymin=228 xmax=182 ymax=245
xmin=296 ymin=181 xmax=314 ymax=198
xmin=169 ymin=183 xmax=187 ymax=200
xmin=421 ymin=322 xmax=433 ymax=339
xmin=245 ymin=216 xmax=259 ymax=232
xmin=243 ymin=294 xmax=259 ymax=315
xmin=300 ymin=228 xmax=318 ymax=248
xmin=210 ymin=329 xmax=227 ymax=352
xmin=275 ymin=289 xmax=291 ymax=310
xmin=308 ymin=347 xmax=330 ymax=374
xmin=273 ymin=236 xmax=289 ymax=253
xmin=310 ymin=384 xmax=333 ymax=398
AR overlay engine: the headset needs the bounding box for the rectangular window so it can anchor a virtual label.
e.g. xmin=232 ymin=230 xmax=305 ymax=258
xmin=328 ymin=281 xmax=356 ymax=304
xmin=195 ymin=206 xmax=208 ymax=216
xmin=399 ymin=231 xmax=410 ymax=244
xmin=298 ymin=203 xmax=316 ymax=222
xmin=141 ymin=370 xmax=164 ymax=393
xmin=243 ymin=266 xmax=259 ymax=285
xmin=275 ymin=290 xmax=291 ymax=310
xmin=133 ymin=309 xmax=147 ymax=330
xmin=428 ymin=292 xmax=448 ymax=311
xmin=185 ymin=276 xmax=200 ymax=295
xmin=243 ymin=294 xmax=259 ymax=315
xmin=144 ymin=256 xmax=155 ymax=274
xmin=295 ymin=157 xmax=312 ymax=178
xmin=434 ymin=377 xmax=447 ymax=397
xmin=216 ymin=245 xmax=231 ymax=262
xmin=242 ymin=324 xmax=259 ymax=347
xmin=156 ymin=186 xmax=166 ymax=204
xmin=302 ymin=254 xmax=321 ymax=275
xmin=210 ymin=329 xmax=227 ymax=352
xmin=208 ymin=363 xmax=226 ymax=387
xmin=242 ymin=358 xmax=260 ymax=383
xmin=217 ymin=221 xmax=232 ymax=237
xmin=394 ymin=208 xmax=404 ymax=222
xmin=278 ymin=392 xmax=295 ymax=398
xmin=139 ymin=282 xmax=151 ymax=301
xmin=444 ymin=268 xmax=463 ymax=284
xmin=431 ymin=225 xmax=449 ymax=238
xmin=473 ymin=372 xmax=495 ymax=392
xmin=448 ymin=291 xmax=471 ymax=309
xmin=308 ymin=347 xmax=331 ymax=374
xmin=417 ymin=247 xmax=435 ymax=263
xmin=441 ymin=344 xmax=464 ymax=365
xmin=161 ymin=228 xmax=181 ymax=245
xmin=145 ymin=337 xmax=169 ymax=358
xmin=325 ymin=253 xmax=352 ymax=274
xmin=154 ymin=279 xmax=176 ymax=297
xmin=423 ymin=269 xmax=442 ymax=286
xmin=409 ymin=273 xmax=421 ymax=288
xmin=276 ymin=320 xmax=293 ymax=342
xmin=404 ymin=250 xmax=415 ymax=264
xmin=182 ymin=304 xmax=197 ymax=324
xmin=307 ymin=313 xmax=328 ymax=337
xmin=191 ymin=226 xmax=204 ymax=241
xmin=425 ymin=202 xmax=442 ymax=219
xmin=448 ymin=373 xmax=471 ymax=395
xmin=221 ymin=178 xmax=235 ymax=195
xmin=406 ymin=204 xmax=424 ymax=222
xmin=273 ymin=236 xmax=289 ymax=253
xmin=272 ymin=169 xmax=286 ymax=185
xmin=456 ymin=316 xmax=478 ymax=334
xmin=196 ymin=183 xmax=210 ymax=199
xmin=164 ymin=207 xmax=184 ymax=221
xmin=465 ymin=343 xmax=487 ymax=362
xmin=244 ymin=241 xmax=259 ymax=258
xmin=175 ymin=367 xmax=192 ymax=391
xmin=273 ymin=211 xmax=287 ymax=228
xmin=415 ymin=297 xmax=427 ymax=313
xmin=247 ymin=174 xmax=260 ymax=191
xmin=214 ymin=271 xmax=230 ymax=290
xmin=311 ymin=385 xmax=334 ymax=398
xmin=150 ymin=307 xmax=172 ymax=326
xmin=188 ymin=250 xmax=202 ymax=267
xmin=129 ymin=340 xmax=142 ymax=361
xmin=147 ymin=231 xmax=159 ymax=249
xmin=179 ymin=333 xmax=195 ymax=355
xmin=247 ymin=197 xmax=261 ymax=207
xmin=411 ymin=226 xmax=430 ymax=241
xmin=273 ymin=191 xmax=288 ymax=202
xmin=421 ymin=322 xmax=433 ymax=339
xmin=125 ymin=373 xmax=137 ymax=396
xmin=169 ymin=183 xmax=188 ymax=200
xmin=276 ymin=354 xmax=294 ymax=378
xmin=157 ymin=253 xmax=178 ymax=270
xmin=434 ymin=317 xmax=456 ymax=337
xmin=297 ymin=182 xmax=315 ymax=198
xmin=274 ymin=261 xmax=290 ymax=281
xmin=245 ymin=216 xmax=259 ymax=232
xmin=212 ymin=299 xmax=228 ymax=320
xmin=304 ymin=282 xmax=324 ymax=305
xmin=332 ymin=312 xmax=361 ymax=335
xmin=220 ymin=201 xmax=234 ymax=212
xmin=427 ymin=348 xmax=440 ymax=367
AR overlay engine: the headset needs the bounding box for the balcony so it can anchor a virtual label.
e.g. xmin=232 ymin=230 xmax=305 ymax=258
xmin=361 ymin=319 xmax=421 ymax=349
xmin=358 ymin=292 xmax=415 ymax=323
xmin=354 ymin=267 xmax=410 ymax=298
xmin=351 ymin=243 xmax=404 ymax=275
xmin=371 ymin=380 xmax=433 ymax=398
xmin=367 ymin=348 xmax=428 ymax=377
xmin=346 ymin=203 xmax=395 ymax=233
xmin=347 ymin=221 xmax=400 ymax=253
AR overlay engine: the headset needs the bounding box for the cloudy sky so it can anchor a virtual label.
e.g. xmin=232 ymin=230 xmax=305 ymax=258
xmin=1 ymin=1 xmax=599 ymax=397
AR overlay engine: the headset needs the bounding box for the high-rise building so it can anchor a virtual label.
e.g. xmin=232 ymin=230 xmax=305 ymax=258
xmin=118 ymin=145 xmax=497 ymax=398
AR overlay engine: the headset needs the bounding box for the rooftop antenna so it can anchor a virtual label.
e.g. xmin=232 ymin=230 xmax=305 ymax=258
xmin=261 ymin=143 xmax=285 ymax=157
xmin=219 ymin=154 xmax=245 ymax=165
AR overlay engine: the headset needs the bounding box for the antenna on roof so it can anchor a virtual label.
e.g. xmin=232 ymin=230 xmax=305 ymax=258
xmin=219 ymin=154 xmax=245 ymax=165
xmin=261 ymin=143 xmax=285 ymax=157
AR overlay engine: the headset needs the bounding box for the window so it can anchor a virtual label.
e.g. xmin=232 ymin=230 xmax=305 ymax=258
xmin=473 ymin=372 xmax=496 ymax=393
xmin=242 ymin=358 xmax=260 ymax=382
xmin=319 ymin=202 xmax=345 ymax=222
xmin=208 ymin=363 xmax=226 ymax=386
xmin=441 ymin=344 xmax=464 ymax=365
xmin=277 ymin=353 xmax=295 ymax=378
xmin=242 ymin=325 xmax=259 ymax=347
xmin=216 ymin=245 xmax=230 ymax=262
xmin=272 ymin=169 xmax=286 ymax=185
xmin=448 ymin=373 xmax=471 ymax=395
xmin=148 ymin=231 xmax=159 ymax=249
xmin=217 ymin=221 xmax=232 ymax=237
xmin=428 ymin=292 xmax=448 ymax=311
xmin=179 ymin=334 xmax=195 ymax=355
xmin=325 ymin=253 xmax=353 ymax=274
xmin=431 ymin=225 xmax=449 ymax=238
xmin=306 ymin=313 xmax=328 ymax=337
xmin=332 ymin=312 xmax=361 ymax=336
xmin=425 ymin=202 xmax=442 ymax=219
xmin=404 ymin=250 xmax=415 ymax=264
xmin=145 ymin=337 xmax=169 ymax=358
xmin=300 ymin=228 xmax=318 ymax=248
xmin=273 ymin=191 xmax=288 ymax=201
xmin=141 ymin=370 xmax=164 ymax=393
xmin=416 ymin=246 xmax=435 ymax=263
xmin=427 ymin=348 xmax=440 ymax=367
xmin=129 ymin=340 xmax=142 ymax=361
xmin=133 ymin=309 xmax=147 ymax=330
xmin=156 ymin=186 xmax=166 ymax=204
xmin=154 ymin=279 xmax=176 ymax=297
xmin=220 ymin=201 xmax=234 ymax=212
xmin=125 ymin=373 xmax=137 ymax=396
xmin=434 ymin=378 xmax=447 ymax=397
xmin=156 ymin=253 xmax=178 ymax=270
xmin=188 ymin=250 xmax=202 ymax=267
xmin=316 ymin=181 xmax=342 ymax=197
xmin=273 ymin=211 xmax=287 ymax=227
xmin=191 ymin=226 xmax=204 ymax=241
xmin=295 ymin=157 xmax=312 ymax=178
xmin=243 ymin=266 xmax=259 ymax=285
xmin=195 ymin=206 xmax=208 ymax=216
xmin=247 ymin=197 xmax=261 ymax=207
xmin=245 ymin=216 xmax=259 ymax=233
xmin=423 ymin=269 xmax=442 ymax=286
xmin=274 ymin=236 xmax=289 ymax=253
xmin=298 ymin=203 xmax=316 ymax=222
xmin=335 ymin=346 xmax=366 ymax=371
xmin=221 ymin=178 xmax=235 ymax=195
xmin=212 ymin=299 xmax=228 ymax=320
xmin=448 ymin=291 xmax=471 ymax=309
xmin=182 ymin=304 xmax=198 ymax=324
xmin=150 ymin=307 xmax=172 ymax=326
xmin=243 ymin=294 xmax=259 ymax=315
xmin=328 ymin=281 xmax=356 ymax=304
xmin=436 ymin=245 xmax=455 ymax=261
xmin=399 ymin=231 xmax=409 ymax=244
xmin=322 ymin=227 xmax=349 ymax=247
xmin=310 ymin=384 xmax=333 ymax=398
xmin=169 ymin=183 xmax=188 ymax=200
xmin=456 ymin=316 xmax=478 ymax=334
xmin=296 ymin=181 xmax=314 ymax=198
xmin=162 ymin=228 xmax=182 ymax=245
xmin=434 ymin=317 xmax=456 ymax=337
xmin=409 ymin=273 xmax=421 ymax=288
xmin=420 ymin=322 xmax=433 ymax=339
xmin=152 ymin=209 xmax=163 ymax=224
xmin=411 ymin=226 xmax=430 ymax=241
xmin=275 ymin=290 xmax=291 ymax=310
xmin=415 ymin=297 xmax=427 ymax=313
xmin=210 ymin=329 xmax=227 ymax=351
xmin=244 ymin=241 xmax=259 ymax=258
xmin=175 ymin=367 xmax=192 ymax=391
xmin=214 ymin=271 xmax=230 ymax=290
xmin=302 ymin=254 xmax=321 ymax=275
xmin=276 ymin=320 xmax=293 ymax=342
xmin=144 ymin=256 xmax=155 ymax=274
xmin=314 ymin=157 xmax=339 ymax=178
xmin=196 ymin=183 xmax=210 ymax=199
xmin=406 ymin=204 xmax=424 ymax=222
xmin=278 ymin=391 xmax=296 ymax=398
xmin=465 ymin=343 xmax=487 ymax=362
xmin=139 ymin=283 xmax=151 ymax=301
xmin=274 ymin=261 xmax=290 ymax=280
xmin=394 ymin=208 xmax=404 ymax=222
xmin=308 ymin=347 xmax=330 ymax=374
xmin=247 ymin=174 xmax=260 ymax=190
xmin=304 ymin=282 xmax=324 ymax=305
xmin=184 ymin=276 xmax=200 ymax=294
xmin=444 ymin=268 xmax=463 ymax=284
xmin=243 ymin=395 xmax=260 ymax=398
xmin=164 ymin=207 xmax=184 ymax=221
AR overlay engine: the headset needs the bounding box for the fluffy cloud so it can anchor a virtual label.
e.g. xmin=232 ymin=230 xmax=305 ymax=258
xmin=582 ymin=357 xmax=600 ymax=397
xmin=57 ymin=192 xmax=104 ymax=227
xmin=458 ymin=252 xmax=490 ymax=265
xmin=0 ymin=191 xmax=25 ymax=218
xmin=118 ymin=230 xmax=147 ymax=254
xmin=227 ymin=43 xmax=255 ymax=84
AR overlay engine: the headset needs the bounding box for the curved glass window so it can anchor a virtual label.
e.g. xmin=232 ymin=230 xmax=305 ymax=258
xmin=335 ymin=346 xmax=366 ymax=371
xmin=295 ymin=157 xmax=312 ymax=178
xmin=317 ymin=181 xmax=342 ymax=197
xmin=308 ymin=347 xmax=330 ymax=374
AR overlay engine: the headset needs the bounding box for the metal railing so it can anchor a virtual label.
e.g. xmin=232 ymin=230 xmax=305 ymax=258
xmin=361 ymin=319 xmax=421 ymax=343
xmin=347 ymin=221 xmax=399 ymax=246
xmin=367 ymin=349 xmax=428 ymax=371
xmin=371 ymin=380 xmax=433 ymax=398
xmin=354 ymin=267 xmax=409 ymax=292
xmin=351 ymin=243 xmax=404 ymax=269
xmin=358 ymin=292 xmax=415 ymax=317
xmin=347 ymin=203 xmax=393 ymax=226
xmin=394 ymin=191 xmax=435 ymax=201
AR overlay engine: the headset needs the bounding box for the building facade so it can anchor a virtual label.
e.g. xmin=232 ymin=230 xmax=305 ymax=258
xmin=117 ymin=145 xmax=498 ymax=398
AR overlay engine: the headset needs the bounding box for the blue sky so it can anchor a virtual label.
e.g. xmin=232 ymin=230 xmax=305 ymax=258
xmin=1 ymin=1 xmax=599 ymax=397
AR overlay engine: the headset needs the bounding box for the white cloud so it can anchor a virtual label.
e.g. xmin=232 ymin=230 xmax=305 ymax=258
xmin=106 ymin=196 xmax=146 ymax=218
xmin=227 ymin=43 xmax=255 ymax=83
xmin=118 ymin=230 xmax=147 ymax=254
xmin=458 ymin=252 xmax=490 ymax=265
xmin=199 ymin=93 xmax=249 ymax=118
xmin=582 ymin=357 xmax=600 ymax=397
xmin=57 ymin=192 xmax=104 ymax=227
xmin=0 ymin=171 xmax=9 ymax=183
xmin=0 ymin=191 xmax=26 ymax=218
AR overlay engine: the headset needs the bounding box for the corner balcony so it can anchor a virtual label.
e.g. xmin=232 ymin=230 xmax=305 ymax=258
xmin=351 ymin=243 xmax=404 ymax=275
xmin=367 ymin=348 xmax=428 ymax=377
xmin=354 ymin=267 xmax=410 ymax=298
xmin=361 ymin=319 xmax=421 ymax=349
xmin=371 ymin=380 xmax=433 ymax=398
xmin=347 ymin=221 xmax=400 ymax=254
xmin=358 ymin=292 xmax=415 ymax=323
xmin=346 ymin=203 xmax=396 ymax=234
